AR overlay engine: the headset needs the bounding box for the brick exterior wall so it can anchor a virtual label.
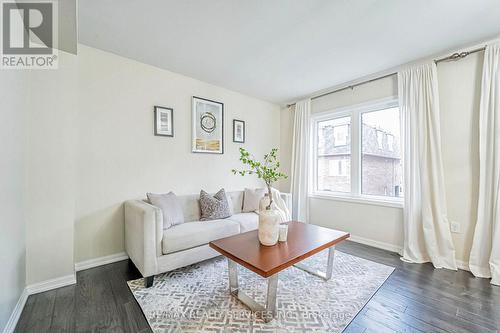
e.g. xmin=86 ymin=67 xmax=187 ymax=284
xmin=361 ymin=154 xmax=402 ymax=196
xmin=317 ymin=155 xmax=351 ymax=192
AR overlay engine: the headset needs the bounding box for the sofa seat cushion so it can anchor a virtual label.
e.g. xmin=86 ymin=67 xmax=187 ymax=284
xmin=228 ymin=212 xmax=259 ymax=233
xmin=162 ymin=219 xmax=240 ymax=254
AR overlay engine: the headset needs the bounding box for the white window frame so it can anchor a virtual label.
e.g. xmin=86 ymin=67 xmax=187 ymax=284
xmin=310 ymin=96 xmax=403 ymax=209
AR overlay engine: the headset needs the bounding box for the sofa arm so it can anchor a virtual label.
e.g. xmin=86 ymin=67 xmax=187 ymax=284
xmin=279 ymin=192 xmax=292 ymax=218
xmin=124 ymin=200 xmax=162 ymax=277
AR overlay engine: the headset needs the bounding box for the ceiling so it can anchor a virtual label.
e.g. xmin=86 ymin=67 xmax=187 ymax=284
xmin=78 ymin=0 xmax=500 ymax=104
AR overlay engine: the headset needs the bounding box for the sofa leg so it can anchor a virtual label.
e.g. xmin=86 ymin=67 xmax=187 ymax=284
xmin=144 ymin=276 xmax=154 ymax=288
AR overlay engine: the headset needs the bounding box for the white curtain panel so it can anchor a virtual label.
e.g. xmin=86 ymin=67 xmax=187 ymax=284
xmin=290 ymin=99 xmax=311 ymax=222
xmin=398 ymin=63 xmax=457 ymax=270
xmin=469 ymin=43 xmax=500 ymax=286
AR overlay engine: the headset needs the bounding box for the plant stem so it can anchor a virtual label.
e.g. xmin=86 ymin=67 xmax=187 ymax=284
xmin=266 ymin=183 xmax=273 ymax=210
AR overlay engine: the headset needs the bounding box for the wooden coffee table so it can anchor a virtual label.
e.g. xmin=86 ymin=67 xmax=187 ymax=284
xmin=209 ymin=221 xmax=350 ymax=322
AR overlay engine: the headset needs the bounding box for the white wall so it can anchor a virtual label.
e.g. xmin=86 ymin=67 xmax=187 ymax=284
xmin=0 ymin=71 xmax=28 ymax=329
xmin=25 ymin=50 xmax=77 ymax=284
xmin=310 ymin=197 xmax=404 ymax=250
xmin=281 ymin=56 xmax=486 ymax=264
xmin=75 ymin=45 xmax=281 ymax=262
xmin=0 ymin=8 xmax=78 ymax=327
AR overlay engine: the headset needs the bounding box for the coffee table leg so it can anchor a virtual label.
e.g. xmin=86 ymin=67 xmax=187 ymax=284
xmin=325 ymin=245 xmax=335 ymax=279
xmin=265 ymin=274 xmax=278 ymax=320
xmin=227 ymin=259 xmax=278 ymax=323
xmin=228 ymin=258 xmax=239 ymax=292
xmin=294 ymin=245 xmax=335 ymax=280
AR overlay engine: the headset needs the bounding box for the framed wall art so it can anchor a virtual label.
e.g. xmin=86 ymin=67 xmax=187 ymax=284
xmin=154 ymin=106 xmax=174 ymax=137
xmin=192 ymin=96 xmax=224 ymax=154
xmin=233 ymin=119 xmax=245 ymax=143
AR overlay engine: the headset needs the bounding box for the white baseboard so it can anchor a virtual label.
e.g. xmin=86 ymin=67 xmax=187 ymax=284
xmin=348 ymin=235 xmax=403 ymax=255
xmin=3 ymin=273 xmax=78 ymax=332
xmin=3 ymin=272 xmax=80 ymax=332
xmin=3 ymin=252 xmax=127 ymax=332
xmin=2 ymin=288 xmax=28 ymax=333
xmin=25 ymin=274 xmax=76 ymax=295
xmin=75 ymin=252 xmax=129 ymax=272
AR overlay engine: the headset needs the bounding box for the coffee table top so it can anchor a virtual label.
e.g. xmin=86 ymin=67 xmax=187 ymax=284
xmin=209 ymin=221 xmax=350 ymax=278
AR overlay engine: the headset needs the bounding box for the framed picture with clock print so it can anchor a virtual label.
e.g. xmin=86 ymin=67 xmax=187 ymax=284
xmin=192 ymin=96 xmax=224 ymax=154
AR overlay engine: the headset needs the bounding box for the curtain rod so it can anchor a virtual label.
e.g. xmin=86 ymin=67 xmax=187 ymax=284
xmin=434 ymin=46 xmax=486 ymax=64
xmin=287 ymin=45 xmax=487 ymax=108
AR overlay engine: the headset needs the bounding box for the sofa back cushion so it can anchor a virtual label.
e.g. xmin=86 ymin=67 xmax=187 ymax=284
xmin=146 ymin=192 xmax=184 ymax=229
xmin=243 ymin=188 xmax=266 ymax=212
xmin=226 ymin=191 xmax=243 ymax=215
xmin=176 ymin=190 xmax=243 ymax=222
xmin=177 ymin=194 xmax=201 ymax=222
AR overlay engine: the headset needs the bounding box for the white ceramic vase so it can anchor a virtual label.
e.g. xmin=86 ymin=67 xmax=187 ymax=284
xmin=258 ymin=195 xmax=280 ymax=246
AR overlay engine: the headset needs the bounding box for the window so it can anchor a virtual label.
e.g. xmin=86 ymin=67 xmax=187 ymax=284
xmin=316 ymin=116 xmax=351 ymax=193
xmin=362 ymin=107 xmax=402 ymax=198
xmin=312 ymin=99 xmax=403 ymax=205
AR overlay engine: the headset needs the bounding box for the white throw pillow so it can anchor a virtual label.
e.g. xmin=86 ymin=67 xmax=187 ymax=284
xmin=225 ymin=193 xmax=234 ymax=216
xmin=243 ymin=188 xmax=266 ymax=212
xmin=147 ymin=192 xmax=184 ymax=229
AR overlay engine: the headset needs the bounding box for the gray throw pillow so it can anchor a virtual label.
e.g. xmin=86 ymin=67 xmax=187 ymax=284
xmin=199 ymin=188 xmax=232 ymax=221
xmin=147 ymin=192 xmax=184 ymax=229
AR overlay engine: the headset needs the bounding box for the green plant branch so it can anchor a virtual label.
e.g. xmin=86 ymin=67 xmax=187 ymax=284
xmin=231 ymin=147 xmax=288 ymax=210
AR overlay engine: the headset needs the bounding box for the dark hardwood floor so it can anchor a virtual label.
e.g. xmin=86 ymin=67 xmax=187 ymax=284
xmin=15 ymin=241 xmax=500 ymax=332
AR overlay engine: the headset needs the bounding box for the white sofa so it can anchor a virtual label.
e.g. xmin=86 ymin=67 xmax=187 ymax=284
xmin=124 ymin=190 xmax=292 ymax=287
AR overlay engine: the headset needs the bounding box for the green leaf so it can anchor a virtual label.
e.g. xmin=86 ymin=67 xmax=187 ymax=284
xmin=231 ymin=147 xmax=288 ymax=184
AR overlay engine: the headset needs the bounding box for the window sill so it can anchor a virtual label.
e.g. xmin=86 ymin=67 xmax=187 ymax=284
xmin=309 ymin=193 xmax=404 ymax=209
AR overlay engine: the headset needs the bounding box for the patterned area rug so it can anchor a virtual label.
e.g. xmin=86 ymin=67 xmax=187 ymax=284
xmin=128 ymin=250 xmax=394 ymax=332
